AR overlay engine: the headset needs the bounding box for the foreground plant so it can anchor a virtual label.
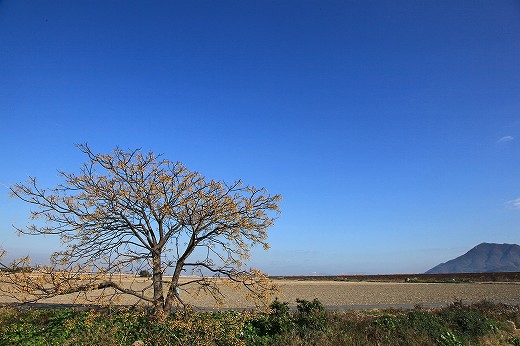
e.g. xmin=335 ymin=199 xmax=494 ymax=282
xmin=0 ymin=307 xmax=249 ymax=346
xmin=1 ymin=301 xmax=518 ymax=346
xmin=1 ymin=144 xmax=281 ymax=314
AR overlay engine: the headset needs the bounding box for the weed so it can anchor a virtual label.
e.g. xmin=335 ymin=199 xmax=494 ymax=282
xmin=509 ymin=335 xmax=520 ymax=346
xmin=0 ymin=300 xmax=516 ymax=346
xmin=373 ymin=315 xmax=398 ymax=331
xmin=437 ymin=331 xmax=463 ymax=346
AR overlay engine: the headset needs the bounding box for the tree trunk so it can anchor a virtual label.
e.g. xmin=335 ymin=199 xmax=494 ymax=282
xmin=164 ymin=237 xmax=196 ymax=313
xmin=163 ymin=261 xmax=182 ymax=313
xmin=151 ymin=251 xmax=164 ymax=313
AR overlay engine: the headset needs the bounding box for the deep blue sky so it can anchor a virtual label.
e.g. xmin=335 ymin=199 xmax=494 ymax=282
xmin=1 ymin=1 xmax=520 ymax=274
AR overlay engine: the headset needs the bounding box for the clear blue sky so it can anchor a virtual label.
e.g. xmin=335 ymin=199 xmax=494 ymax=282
xmin=1 ymin=1 xmax=519 ymax=275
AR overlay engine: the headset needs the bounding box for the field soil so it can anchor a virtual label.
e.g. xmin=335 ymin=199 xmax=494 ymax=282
xmin=272 ymin=280 xmax=520 ymax=310
xmin=1 ymin=275 xmax=519 ymax=310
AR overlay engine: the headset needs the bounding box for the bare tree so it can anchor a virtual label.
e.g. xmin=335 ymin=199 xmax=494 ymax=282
xmin=1 ymin=144 xmax=281 ymax=314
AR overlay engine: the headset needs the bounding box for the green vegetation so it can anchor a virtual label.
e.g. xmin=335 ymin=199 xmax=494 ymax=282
xmin=1 ymin=300 xmax=519 ymax=345
xmin=138 ymin=270 xmax=152 ymax=278
xmin=509 ymin=336 xmax=520 ymax=346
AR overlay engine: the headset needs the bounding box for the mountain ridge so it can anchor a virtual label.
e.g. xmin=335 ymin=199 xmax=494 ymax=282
xmin=425 ymin=242 xmax=520 ymax=274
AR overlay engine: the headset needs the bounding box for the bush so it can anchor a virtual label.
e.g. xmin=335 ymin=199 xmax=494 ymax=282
xmin=243 ymin=298 xmax=293 ymax=345
xmin=244 ymin=298 xmax=329 ymax=345
xmin=440 ymin=302 xmax=499 ymax=341
xmin=138 ymin=270 xmax=151 ymax=278
xmin=294 ymin=298 xmax=328 ymax=340
xmin=407 ymin=309 xmax=449 ymax=340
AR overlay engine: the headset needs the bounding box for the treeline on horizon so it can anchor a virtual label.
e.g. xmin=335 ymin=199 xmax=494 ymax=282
xmin=271 ymin=272 xmax=520 ymax=283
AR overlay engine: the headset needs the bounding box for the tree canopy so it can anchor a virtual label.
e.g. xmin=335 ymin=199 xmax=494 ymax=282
xmin=1 ymin=144 xmax=281 ymax=314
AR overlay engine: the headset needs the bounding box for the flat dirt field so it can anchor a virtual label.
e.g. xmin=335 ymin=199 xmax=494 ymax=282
xmin=271 ymin=280 xmax=520 ymax=310
xmin=1 ymin=277 xmax=519 ymax=310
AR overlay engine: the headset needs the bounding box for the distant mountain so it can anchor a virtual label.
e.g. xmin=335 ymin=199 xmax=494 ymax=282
xmin=425 ymin=243 xmax=520 ymax=274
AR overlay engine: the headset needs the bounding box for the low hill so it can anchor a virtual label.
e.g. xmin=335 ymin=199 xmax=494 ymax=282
xmin=425 ymin=243 xmax=520 ymax=274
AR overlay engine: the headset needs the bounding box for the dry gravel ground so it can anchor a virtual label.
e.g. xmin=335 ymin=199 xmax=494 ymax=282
xmin=272 ymin=280 xmax=520 ymax=310
xmin=1 ymin=277 xmax=519 ymax=310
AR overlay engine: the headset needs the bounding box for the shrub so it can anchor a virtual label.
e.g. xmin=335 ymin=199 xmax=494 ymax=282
xmin=243 ymin=298 xmax=293 ymax=345
xmin=138 ymin=270 xmax=151 ymax=278
xmin=440 ymin=302 xmax=499 ymax=342
xmin=294 ymin=298 xmax=328 ymax=338
xmin=243 ymin=298 xmax=329 ymax=345
xmin=407 ymin=309 xmax=449 ymax=340
xmin=295 ymin=298 xmax=324 ymax=315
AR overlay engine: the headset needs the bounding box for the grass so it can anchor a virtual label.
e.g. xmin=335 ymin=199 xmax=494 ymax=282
xmin=1 ymin=300 xmax=519 ymax=345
